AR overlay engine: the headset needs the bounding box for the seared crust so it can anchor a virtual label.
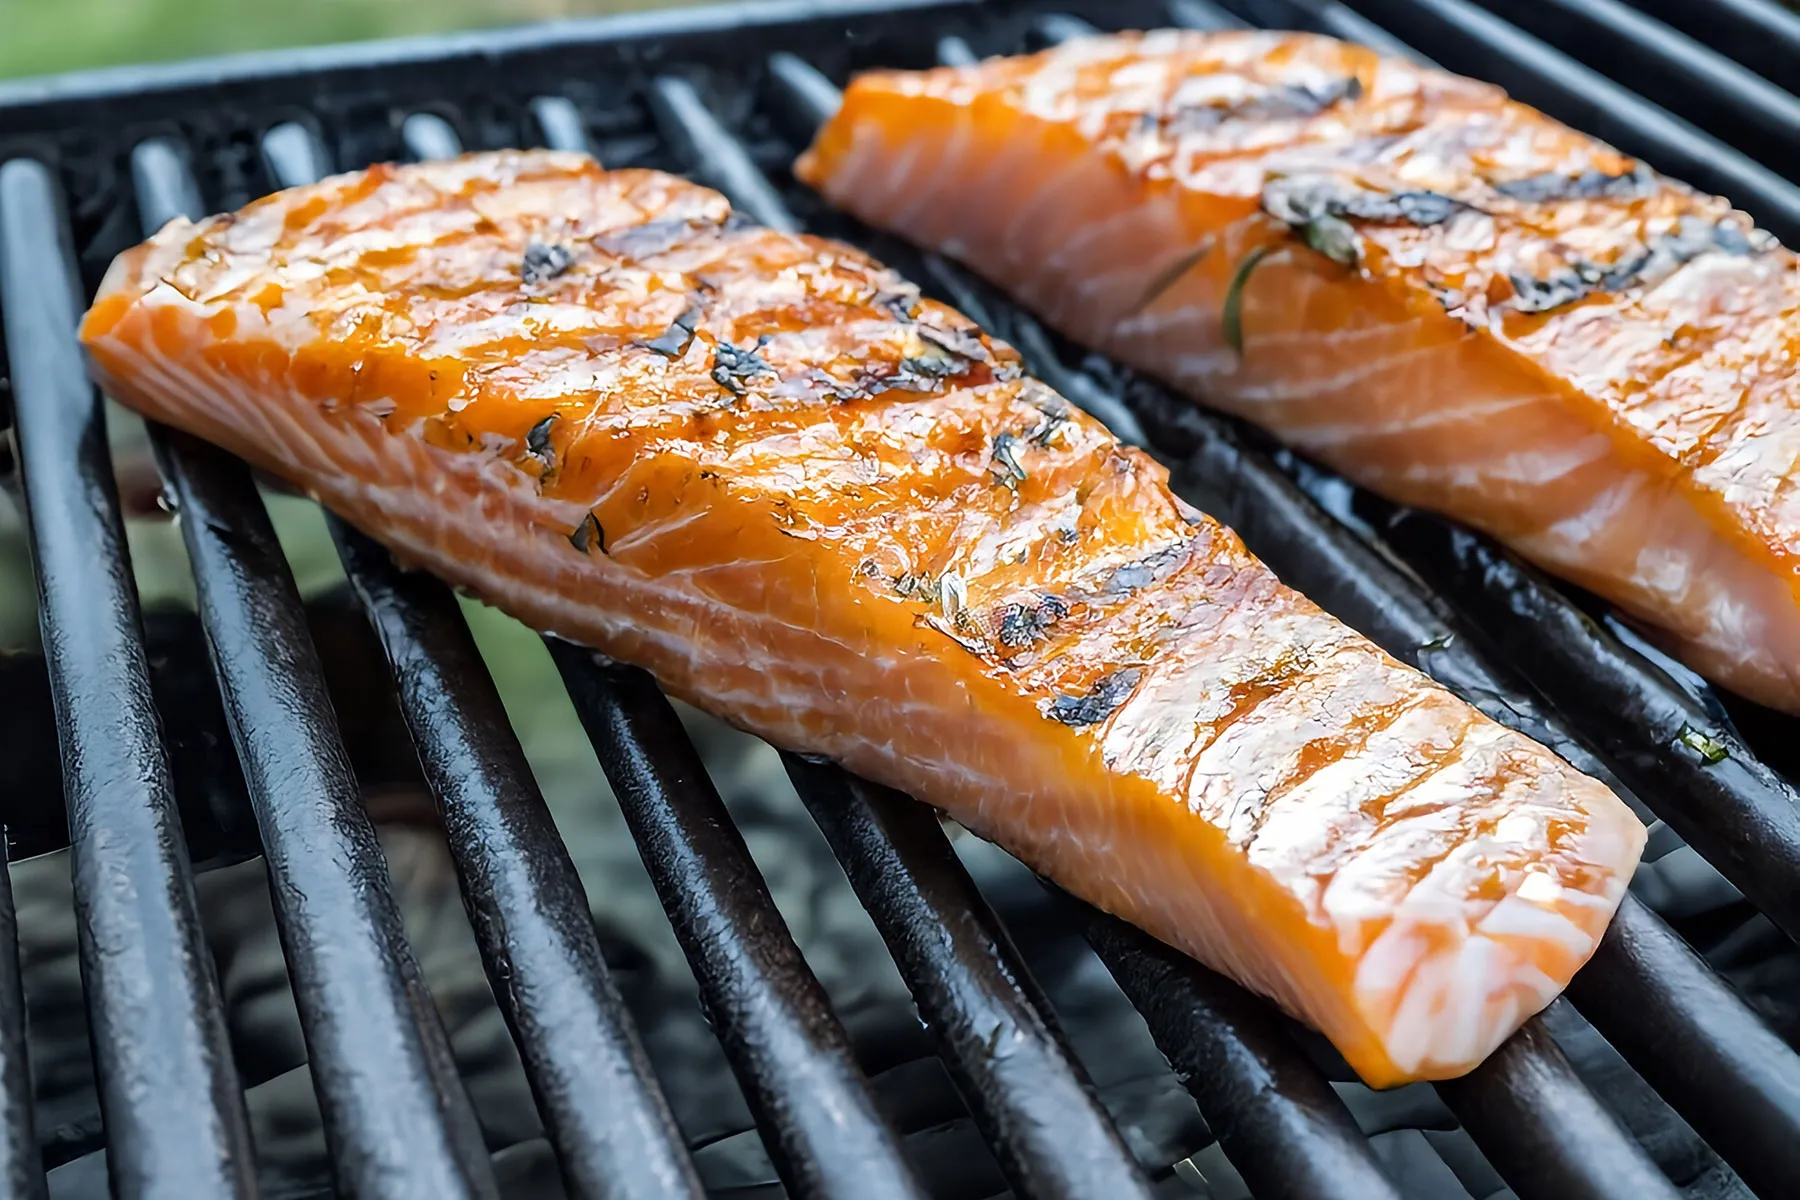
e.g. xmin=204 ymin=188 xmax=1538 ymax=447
xmin=81 ymin=150 xmax=1643 ymax=1086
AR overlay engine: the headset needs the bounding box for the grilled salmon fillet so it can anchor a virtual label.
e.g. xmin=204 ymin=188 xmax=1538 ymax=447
xmin=79 ymin=150 xmax=1643 ymax=1087
xmin=797 ymin=29 xmax=1800 ymax=714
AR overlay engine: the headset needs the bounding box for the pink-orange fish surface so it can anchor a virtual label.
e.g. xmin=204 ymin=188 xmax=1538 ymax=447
xmin=798 ymin=28 xmax=1800 ymax=715
xmin=80 ymin=150 xmax=1643 ymax=1086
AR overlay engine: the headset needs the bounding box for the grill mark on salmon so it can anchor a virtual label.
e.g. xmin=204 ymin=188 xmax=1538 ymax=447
xmin=796 ymin=27 xmax=1800 ymax=714
xmin=79 ymin=149 xmax=1642 ymax=1088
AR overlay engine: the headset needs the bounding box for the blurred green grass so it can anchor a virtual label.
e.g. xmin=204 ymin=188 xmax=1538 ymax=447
xmin=0 ymin=0 xmax=710 ymax=80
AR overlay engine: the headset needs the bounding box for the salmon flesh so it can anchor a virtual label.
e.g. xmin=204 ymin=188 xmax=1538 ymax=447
xmin=797 ymin=29 xmax=1800 ymax=715
xmin=79 ymin=151 xmax=1644 ymax=1087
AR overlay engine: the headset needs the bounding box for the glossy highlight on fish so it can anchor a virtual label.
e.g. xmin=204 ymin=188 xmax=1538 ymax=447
xmin=796 ymin=28 xmax=1800 ymax=715
xmin=78 ymin=150 xmax=1643 ymax=1087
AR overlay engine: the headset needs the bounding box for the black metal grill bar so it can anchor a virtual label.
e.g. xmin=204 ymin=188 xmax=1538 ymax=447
xmin=1289 ymin=0 xmax=1439 ymax=66
xmin=935 ymin=35 xmax=980 ymax=66
xmin=1341 ymin=0 xmax=1800 ymax=243
xmin=0 ymin=847 xmax=44 ymax=1200
xmin=329 ymin=521 xmax=707 ymax=1200
xmin=128 ymin=137 xmax=499 ymax=1200
xmin=1564 ymin=896 xmax=1800 ymax=1197
xmin=650 ymin=78 xmax=801 ymax=236
xmin=443 ymin=107 xmax=931 ymax=1199
xmin=780 ymin=761 xmax=1156 ymax=1199
xmin=1432 ymin=1012 xmax=1680 ymax=1200
xmin=1623 ymin=0 xmax=1800 ymax=88
xmin=265 ymin=108 xmax=704 ymax=1200
xmin=551 ymin=652 xmax=928 ymax=1200
xmin=1165 ymin=0 xmax=1251 ymax=30
xmin=528 ymin=97 xmax=591 ymax=167
xmin=1036 ymin=12 xmax=1115 ymax=42
xmin=1078 ymin=911 xmax=1404 ymax=1200
xmin=1482 ymin=0 xmax=1800 ymax=167
xmin=398 ymin=113 xmax=467 ymax=163
xmin=0 ymin=158 xmax=256 ymax=1200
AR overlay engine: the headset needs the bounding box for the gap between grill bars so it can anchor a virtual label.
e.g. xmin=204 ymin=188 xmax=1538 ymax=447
xmin=0 ymin=0 xmax=1798 ymax=1197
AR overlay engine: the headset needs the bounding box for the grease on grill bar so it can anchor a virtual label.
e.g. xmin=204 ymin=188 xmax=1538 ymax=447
xmin=1 ymin=1 xmax=1799 ymax=1198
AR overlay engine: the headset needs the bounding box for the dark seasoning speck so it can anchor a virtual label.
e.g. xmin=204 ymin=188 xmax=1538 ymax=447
xmin=569 ymin=511 xmax=606 ymax=555
xmin=1047 ymin=668 xmax=1143 ymax=727
xmin=522 ymin=241 xmax=575 ymax=285
xmin=642 ymin=304 xmax=702 ymax=359
xmin=712 ymin=337 xmax=774 ymax=396
xmin=1507 ymin=216 xmax=1770 ymax=315
xmin=525 ymin=414 xmax=558 ymax=462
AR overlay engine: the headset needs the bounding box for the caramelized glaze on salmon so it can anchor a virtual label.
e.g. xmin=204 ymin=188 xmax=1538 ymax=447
xmin=797 ymin=29 xmax=1800 ymax=714
xmin=79 ymin=150 xmax=1643 ymax=1086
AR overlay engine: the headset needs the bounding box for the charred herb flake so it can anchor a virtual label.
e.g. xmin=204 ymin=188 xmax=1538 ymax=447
xmin=938 ymin=571 xmax=968 ymax=626
xmin=991 ymin=433 xmax=1028 ymax=485
xmin=593 ymin=216 xmax=714 ymax=259
xmin=1163 ymin=75 xmax=1363 ymax=131
xmin=999 ymin=594 xmax=1069 ymax=648
xmin=917 ymin=323 xmax=988 ymax=362
xmin=874 ymin=286 xmax=920 ymax=322
xmin=1507 ymin=216 xmax=1764 ymax=315
xmin=1103 ymin=544 xmax=1188 ymax=595
xmin=1493 ymin=164 xmax=1655 ymax=204
xmin=642 ymin=304 xmax=702 ymax=359
xmin=1262 ymin=175 xmax=1461 ymax=231
xmin=525 ymin=414 xmax=558 ymax=463
xmin=1047 ymin=668 xmax=1143 ymax=727
xmin=712 ymin=337 xmax=774 ymax=396
xmin=569 ymin=512 xmax=607 ymax=555
xmin=1018 ymin=379 xmax=1074 ymax=444
xmin=522 ymin=242 xmax=575 ymax=285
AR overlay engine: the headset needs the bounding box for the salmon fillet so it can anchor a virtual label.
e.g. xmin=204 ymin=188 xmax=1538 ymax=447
xmin=79 ymin=150 xmax=1643 ymax=1087
xmin=796 ymin=28 xmax=1800 ymax=715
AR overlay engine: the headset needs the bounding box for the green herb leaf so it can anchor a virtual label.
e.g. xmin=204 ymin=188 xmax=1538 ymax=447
xmin=1224 ymin=244 xmax=1281 ymax=354
xmin=1300 ymin=214 xmax=1360 ymax=266
xmin=1677 ymin=723 xmax=1729 ymax=765
xmin=1124 ymin=238 xmax=1214 ymax=318
xmin=1221 ymin=244 xmax=1276 ymax=356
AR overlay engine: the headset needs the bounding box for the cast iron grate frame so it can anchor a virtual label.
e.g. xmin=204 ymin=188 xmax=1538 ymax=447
xmin=0 ymin=0 xmax=1796 ymax=1197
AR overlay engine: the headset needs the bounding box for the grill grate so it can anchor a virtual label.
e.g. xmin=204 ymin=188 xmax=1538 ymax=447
xmin=1 ymin=1 xmax=1799 ymax=1197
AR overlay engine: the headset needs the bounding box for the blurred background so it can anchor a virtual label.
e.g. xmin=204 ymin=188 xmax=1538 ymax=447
xmin=0 ymin=0 xmax=717 ymax=79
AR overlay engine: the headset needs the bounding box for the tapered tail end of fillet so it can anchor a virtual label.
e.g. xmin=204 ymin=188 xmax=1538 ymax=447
xmin=1340 ymin=801 xmax=1645 ymax=1088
